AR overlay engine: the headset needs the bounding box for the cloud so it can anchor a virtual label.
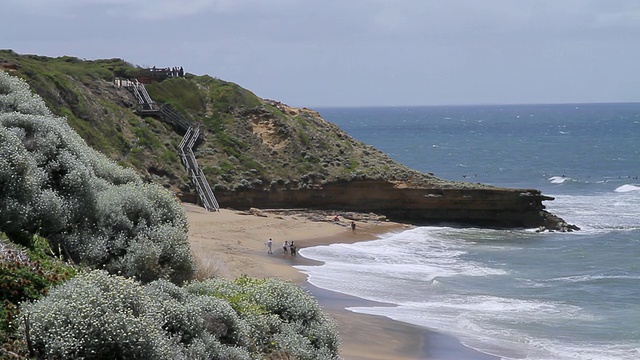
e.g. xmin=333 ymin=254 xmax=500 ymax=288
xmin=594 ymin=8 xmax=640 ymax=28
xmin=104 ymin=0 xmax=219 ymax=19
xmin=4 ymin=0 xmax=274 ymax=20
xmin=3 ymin=0 xmax=639 ymax=106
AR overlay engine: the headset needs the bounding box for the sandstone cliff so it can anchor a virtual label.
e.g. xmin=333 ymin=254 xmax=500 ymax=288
xmin=0 ymin=50 xmax=576 ymax=231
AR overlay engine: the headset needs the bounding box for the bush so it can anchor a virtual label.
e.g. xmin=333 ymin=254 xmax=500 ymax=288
xmin=19 ymin=271 xmax=184 ymax=360
xmin=19 ymin=271 xmax=338 ymax=359
xmin=0 ymin=72 xmax=50 ymax=116
xmin=67 ymin=181 xmax=194 ymax=284
xmin=0 ymin=71 xmax=194 ymax=284
xmin=0 ymin=236 xmax=75 ymax=347
xmin=245 ymin=277 xmax=340 ymax=357
xmin=185 ymin=276 xmax=340 ymax=359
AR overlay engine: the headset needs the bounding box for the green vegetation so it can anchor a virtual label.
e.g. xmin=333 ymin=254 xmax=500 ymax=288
xmin=0 ymin=71 xmax=194 ymax=284
xmin=0 ymin=236 xmax=75 ymax=349
xmin=145 ymin=77 xmax=206 ymax=114
xmin=197 ymin=75 xmax=262 ymax=114
xmin=1 ymin=67 xmax=340 ymax=358
xmin=20 ymin=271 xmax=339 ymax=359
xmin=1 ymin=50 xmax=442 ymax=195
xmin=216 ymin=129 xmax=248 ymax=158
xmin=0 ymin=51 xmax=128 ymax=84
xmin=185 ymin=276 xmax=340 ymax=358
xmin=0 ymin=50 xmax=187 ymax=180
xmin=298 ymin=128 xmax=311 ymax=147
xmin=132 ymin=122 xmax=162 ymax=149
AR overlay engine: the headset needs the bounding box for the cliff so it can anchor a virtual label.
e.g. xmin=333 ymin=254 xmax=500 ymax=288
xmin=216 ymin=180 xmax=574 ymax=230
xmin=0 ymin=50 xmax=576 ymax=231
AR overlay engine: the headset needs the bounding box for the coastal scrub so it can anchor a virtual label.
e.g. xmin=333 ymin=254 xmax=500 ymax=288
xmin=20 ymin=271 xmax=340 ymax=359
xmin=0 ymin=70 xmax=194 ymax=284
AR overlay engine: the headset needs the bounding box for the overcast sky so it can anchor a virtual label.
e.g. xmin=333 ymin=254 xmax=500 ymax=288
xmin=2 ymin=0 xmax=639 ymax=107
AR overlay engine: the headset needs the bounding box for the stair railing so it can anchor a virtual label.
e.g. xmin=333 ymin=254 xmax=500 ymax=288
xmin=136 ymin=80 xmax=154 ymax=105
xmin=117 ymin=76 xmax=219 ymax=212
xmin=178 ymin=125 xmax=219 ymax=212
xmin=160 ymin=104 xmax=191 ymax=133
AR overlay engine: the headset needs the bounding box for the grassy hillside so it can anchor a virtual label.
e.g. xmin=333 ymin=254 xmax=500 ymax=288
xmin=1 ymin=49 xmax=455 ymax=199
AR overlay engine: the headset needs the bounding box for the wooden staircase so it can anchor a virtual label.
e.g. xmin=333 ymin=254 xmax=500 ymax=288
xmin=115 ymin=77 xmax=219 ymax=211
xmin=178 ymin=126 xmax=219 ymax=211
xmin=159 ymin=103 xmax=191 ymax=134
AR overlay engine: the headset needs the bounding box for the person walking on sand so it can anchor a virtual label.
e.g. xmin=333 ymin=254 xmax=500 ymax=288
xmin=283 ymin=241 xmax=289 ymax=255
xmin=351 ymin=221 xmax=356 ymax=233
xmin=290 ymin=241 xmax=297 ymax=256
xmin=266 ymin=238 xmax=273 ymax=254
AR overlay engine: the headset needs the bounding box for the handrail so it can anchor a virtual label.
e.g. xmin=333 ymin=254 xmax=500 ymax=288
xmin=137 ymin=80 xmax=154 ymax=105
xmin=130 ymin=83 xmax=145 ymax=104
xmin=178 ymin=125 xmax=219 ymax=212
xmin=160 ymin=104 xmax=191 ymax=133
xmin=116 ymin=77 xmax=219 ymax=212
xmin=178 ymin=126 xmax=193 ymax=153
xmin=198 ymin=167 xmax=220 ymax=210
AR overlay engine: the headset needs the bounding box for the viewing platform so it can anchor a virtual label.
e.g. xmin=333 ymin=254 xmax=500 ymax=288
xmin=136 ymin=66 xmax=184 ymax=84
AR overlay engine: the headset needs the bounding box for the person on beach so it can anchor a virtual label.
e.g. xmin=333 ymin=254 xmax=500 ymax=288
xmin=333 ymin=214 xmax=339 ymax=222
xmin=290 ymin=241 xmax=297 ymax=256
xmin=266 ymin=238 xmax=273 ymax=254
xmin=283 ymin=241 xmax=289 ymax=255
xmin=351 ymin=221 xmax=356 ymax=233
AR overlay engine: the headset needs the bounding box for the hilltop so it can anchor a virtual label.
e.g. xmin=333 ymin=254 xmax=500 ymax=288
xmin=0 ymin=50 xmax=576 ymax=230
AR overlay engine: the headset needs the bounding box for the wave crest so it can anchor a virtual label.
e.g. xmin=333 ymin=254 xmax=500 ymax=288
xmin=549 ymin=176 xmax=572 ymax=184
xmin=615 ymin=184 xmax=640 ymax=193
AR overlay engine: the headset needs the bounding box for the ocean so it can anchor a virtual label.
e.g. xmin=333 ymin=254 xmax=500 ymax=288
xmin=296 ymin=103 xmax=640 ymax=360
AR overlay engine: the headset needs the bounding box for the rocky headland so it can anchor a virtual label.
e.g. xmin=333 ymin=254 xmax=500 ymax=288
xmin=0 ymin=50 xmax=577 ymax=231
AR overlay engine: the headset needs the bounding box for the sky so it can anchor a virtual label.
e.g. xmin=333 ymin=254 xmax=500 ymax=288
xmin=1 ymin=0 xmax=639 ymax=108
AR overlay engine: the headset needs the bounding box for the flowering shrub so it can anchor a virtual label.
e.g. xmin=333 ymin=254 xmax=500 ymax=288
xmin=0 ymin=71 xmax=194 ymax=284
xmin=0 ymin=71 xmax=50 ymax=116
xmin=245 ymin=278 xmax=340 ymax=356
xmin=185 ymin=276 xmax=340 ymax=359
xmin=19 ymin=271 xmax=183 ymax=359
xmin=20 ymin=271 xmax=339 ymax=359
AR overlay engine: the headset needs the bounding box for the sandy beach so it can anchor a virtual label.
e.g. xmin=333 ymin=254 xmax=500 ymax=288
xmin=185 ymin=203 xmax=497 ymax=360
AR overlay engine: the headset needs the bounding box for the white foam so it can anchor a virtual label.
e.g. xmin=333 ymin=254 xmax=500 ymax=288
xmin=297 ymin=226 xmax=511 ymax=304
xmin=297 ymin=216 xmax=640 ymax=360
xmin=400 ymin=295 xmax=590 ymax=320
xmin=615 ymin=184 xmax=640 ymax=192
xmin=549 ymin=176 xmax=570 ymax=184
xmin=346 ymin=300 xmax=630 ymax=360
xmin=552 ymin=274 xmax=640 ymax=283
xmin=544 ymin=192 xmax=640 ymax=231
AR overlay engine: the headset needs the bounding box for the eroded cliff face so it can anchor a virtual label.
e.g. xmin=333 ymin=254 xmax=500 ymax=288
xmin=213 ymin=180 xmax=578 ymax=231
xmin=211 ymin=102 xmax=577 ymax=231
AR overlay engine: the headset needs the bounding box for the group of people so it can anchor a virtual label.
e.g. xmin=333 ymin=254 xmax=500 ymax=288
xmin=266 ymin=218 xmax=358 ymax=256
xmin=282 ymin=241 xmax=297 ymax=256
xmin=265 ymin=239 xmax=297 ymax=256
xmin=149 ymin=66 xmax=184 ymax=78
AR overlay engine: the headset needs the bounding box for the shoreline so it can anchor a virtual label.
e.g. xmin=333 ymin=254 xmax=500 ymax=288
xmin=185 ymin=203 xmax=497 ymax=360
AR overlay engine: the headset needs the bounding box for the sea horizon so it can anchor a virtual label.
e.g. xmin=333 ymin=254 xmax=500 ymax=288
xmin=309 ymin=101 xmax=640 ymax=111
